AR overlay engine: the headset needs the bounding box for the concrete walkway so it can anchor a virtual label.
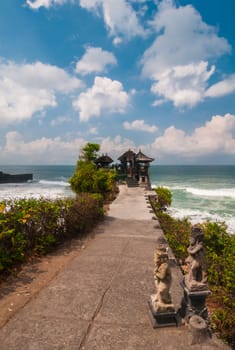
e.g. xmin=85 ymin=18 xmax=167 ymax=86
xmin=0 ymin=185 xmax=230 ymax=349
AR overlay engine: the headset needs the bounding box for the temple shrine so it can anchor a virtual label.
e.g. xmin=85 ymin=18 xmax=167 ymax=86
xmin=94 ymin=149 xmax=154 ymax=189
xmin=94 ymin=154 xmax=113 ymax=168
xmin=117 ymin=149 xmax=154 ymax=188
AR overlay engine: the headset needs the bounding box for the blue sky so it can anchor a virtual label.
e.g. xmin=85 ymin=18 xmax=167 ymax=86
xmin=0 ymin=0 xmax=235 ymax=165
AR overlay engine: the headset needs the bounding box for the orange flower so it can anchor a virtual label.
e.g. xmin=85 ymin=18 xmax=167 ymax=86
xmin=22 ymin=213 xmax=31 ymax=223
xmin=0 ymin=204 xmax=5 ymax=213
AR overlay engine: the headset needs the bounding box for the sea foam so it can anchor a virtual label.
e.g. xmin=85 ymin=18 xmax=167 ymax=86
xmin=185 ymin=187 xmax=235 ymax=198
xmin=0 ymin=181 xmax=74 ymax=201
xmin=169 ymin=207 xmax=235 ymax=234
xmin=39 ymin=180 xmax=70 ymax=187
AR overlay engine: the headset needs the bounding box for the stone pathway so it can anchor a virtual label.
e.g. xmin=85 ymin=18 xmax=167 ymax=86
xmin=0 ymin=185 xmax=230 ymax=349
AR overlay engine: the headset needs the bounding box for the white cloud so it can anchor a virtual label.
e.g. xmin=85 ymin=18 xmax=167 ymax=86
xmin=205 ymin=74 xmax=235 ymax=98
xmin=26 ymin=0 xmax=69 ymax=9
xmin=0 ymin=60 xmax=82 ymax=124
xmin=151 ymin=113 xmax=235 ymax=157
xmin=1 ymin=132 xmax=137 ymax=164
xmin=130 ymin=88 xmax=136 ymax=95
xmin=99 ymin=135 xmax=136 ymax=159
xmin=1 ymin=131 xmax=85 ymax=164
xmin=80 ymin=0 xmax=145 ymax=39
xmin=123 ymin=119 xmax=158 ymax=133
xmin=152 ymin=99 xmax=165 ymax=107
xmin=143 ymin=0 xmax=230 ymax=78
xmin=113 ymin=37 xmax=123 ymax=46
xmin=50 ymin=116 xmax=72 ymax=126
xmin=89 ymin=127 xmax=98 ymax=134
xmin=141 ymin=0 xmax=231 ymax=108
xmin=150 ymin=61 xmax=215 ymax=108
xmin=99 ymin=135 xmax=157 ymax=162
xmin=73 ymin=76 xmax=129 ymax=121
xmin=75 ymin=47 xmax=117 ymax=75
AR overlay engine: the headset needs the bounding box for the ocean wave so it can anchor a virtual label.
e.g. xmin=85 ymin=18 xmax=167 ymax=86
xmin=152 ymin=183 xmax=235 ymax=198
xmin=169 ymin=207 xmax=235 ymax=234
xmin=185 ymin=187 xmax=235 ymax=198
xmin=39 ymin=180 xmax=70 ymax=187
xmin=0 ymin=183 xmax=74 ymax=201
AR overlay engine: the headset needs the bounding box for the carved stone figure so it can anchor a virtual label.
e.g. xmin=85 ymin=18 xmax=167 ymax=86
xmin=185 ymin=226 xmax=207 ymax=291
xmin=151 ymin=247 xmax=174 ymax=312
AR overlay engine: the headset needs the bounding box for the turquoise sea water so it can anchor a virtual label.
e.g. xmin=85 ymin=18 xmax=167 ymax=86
xmin=150 ymin=165 xmax=235 ymax=234
xmin=0 ymin=165 xmax=76 ymax=201
xmin=0 ymin=165 xmax=234 ymax=234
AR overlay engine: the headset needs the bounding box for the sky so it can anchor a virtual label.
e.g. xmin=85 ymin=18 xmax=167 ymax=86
xmin=0 ymin=0 xmax=235 ymax=165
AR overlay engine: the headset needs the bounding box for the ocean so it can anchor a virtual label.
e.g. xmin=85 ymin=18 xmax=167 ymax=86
xmin=0 ymin=165 xmax=76 ymax=201
xmin=150 ymin=165 xmax=235 ymax=234
xmin=0 ymin=165 xmax=234 ymax=234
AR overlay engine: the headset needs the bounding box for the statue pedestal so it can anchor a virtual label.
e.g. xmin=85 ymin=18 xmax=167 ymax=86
xmin=182 ymin=281 xmax=211 ymax=321
xmin=148 ymin=295 xmax=181 ymax=328
xmin=189 ymin=315 xmax=211 ymax=345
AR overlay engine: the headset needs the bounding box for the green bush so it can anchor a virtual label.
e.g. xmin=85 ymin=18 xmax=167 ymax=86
xmin=210 ymin=307 xmax=235 ymax=347
xmin=65 ymin=193 xmax=104 ymax=237
xmin=154 ymin=186 xmax=172 ymax=208
xmin=70 ymin=161 xmax=98 ymax=193
xmin=80 ymin=142 xmax=100 ymax=162
xmin=203 ymin=221 xmax=235 ymax=292
xmin=202 ymin=221 xmax=235 ymax=347
xmin=0 ymin=195 xmax=104 ymax=275
xmin=70 ymin=142 xmax=117 ymax=199
xmin=70 ymin=161 xmax=117 ymax=198
xmin=156 ymin=211 xmax=190 ymax=262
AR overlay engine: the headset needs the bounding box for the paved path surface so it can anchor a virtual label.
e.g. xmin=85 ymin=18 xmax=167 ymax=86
xmin=0 ymin=185 xmax=230 ymax=349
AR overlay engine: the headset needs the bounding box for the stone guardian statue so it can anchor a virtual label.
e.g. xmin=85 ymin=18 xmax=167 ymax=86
xmin=151 ymin=247 xmax=175 ymax=312
xmin=185 ymin=226 xmax=207 ymax=291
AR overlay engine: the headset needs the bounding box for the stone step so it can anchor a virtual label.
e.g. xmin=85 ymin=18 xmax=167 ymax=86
xmin=126 ymin=178 xmax=139 ymax=187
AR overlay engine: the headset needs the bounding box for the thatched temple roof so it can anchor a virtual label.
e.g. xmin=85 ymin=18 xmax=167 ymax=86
xmin=94 ymin=154 xmax=113 ymax=166
xmin=135 ymin=150 xmax=154 ymax=163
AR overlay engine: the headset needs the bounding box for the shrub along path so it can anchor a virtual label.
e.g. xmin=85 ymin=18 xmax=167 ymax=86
xmin=0 ymin=185 xmax=230 ymax=349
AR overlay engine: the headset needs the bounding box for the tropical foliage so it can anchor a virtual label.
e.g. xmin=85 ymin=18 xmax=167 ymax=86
xmin=156 ymin=211 xmax=190 ymax=262
xmin=0 ymin=194 xmax=104 ymax=276
xmin=0 ymin=142 xmax=118 ymax=279
xmin=70 ymin=161 xmax=116 ymax=196
xmin=154 ymin=186 xmax=172 ymax=208
xmin=80 ymin=142 xmax=100 ymax=162
xmin=70 ymin=142 xmax=117 ymax=199
xmin=150 ymin=188 xmax=235 ymax=348
xmin=203 ymin=221 xmax=235 ymax=347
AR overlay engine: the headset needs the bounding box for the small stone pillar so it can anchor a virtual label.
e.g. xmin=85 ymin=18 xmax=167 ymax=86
xmin=189 ymin=315 xmax=211 ymax=345
xmin=148 ymin=246 xmax=180 ymax=327
xmin=182 ymin=226 xmax=211 ymax=321
xmin=182 ymin=287 xmax=211 ymax=320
